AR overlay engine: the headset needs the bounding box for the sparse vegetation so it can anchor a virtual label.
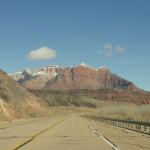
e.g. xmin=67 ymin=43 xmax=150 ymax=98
xmin=31 ymin=90 xmax=100 ymax=108
xmin=85 ymin=101 xmax=150 ymax=122
xmin=31 ymin=90 xmax=150 ymax=122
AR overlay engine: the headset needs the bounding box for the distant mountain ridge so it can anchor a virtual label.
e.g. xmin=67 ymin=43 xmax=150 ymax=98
xmin=9 ymin=64 xmax=150 ymax=104
xmin=45 ymin=65 xmax=138 ymax=91
xmin=10 ymin=65 xmax=62 ymax=90
xmin=10 ymin=64 xmax=139 ymax=91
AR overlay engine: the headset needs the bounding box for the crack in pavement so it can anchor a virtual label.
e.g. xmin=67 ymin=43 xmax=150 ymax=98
xmin=12 ymin=115 xmax=72 ymax=150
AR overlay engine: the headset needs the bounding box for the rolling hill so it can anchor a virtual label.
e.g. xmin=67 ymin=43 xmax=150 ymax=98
xmin=0 ymin=69 xmax=48 ymax=121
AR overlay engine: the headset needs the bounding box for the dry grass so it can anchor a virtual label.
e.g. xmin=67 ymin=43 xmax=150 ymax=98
xmin=86 ymin=101 xmax=150 ymax=122
xmin=31 ymin=90 xmax=100 ymax=108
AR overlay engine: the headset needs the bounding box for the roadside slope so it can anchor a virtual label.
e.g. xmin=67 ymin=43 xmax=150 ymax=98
xmin=0 ymin=69 xmax=48 ymax=121
xmin=31 ymin=90 xmax=99 ymax=108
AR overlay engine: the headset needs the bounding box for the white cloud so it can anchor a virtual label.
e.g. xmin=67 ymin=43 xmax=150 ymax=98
xmin=100 ymin=43 xmax=113 ymax=58
xmin=104 ymin=50 xmax=112 ymax=57
xmin=116 ymin=45 xmax=126 ymax=53
xmin=27 ymin=47 xmax=56 ymax=60
xmin=100 ymin=50 xmax=112 ymax=57
xmin=104 ymin=43 xmax=113 ymax=50
xmin=100 ymin=43 xmax=126 ymax=58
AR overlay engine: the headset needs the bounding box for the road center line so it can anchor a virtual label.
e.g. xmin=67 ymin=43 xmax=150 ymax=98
xmin=12 ymin=115 xmax=72 ymax=150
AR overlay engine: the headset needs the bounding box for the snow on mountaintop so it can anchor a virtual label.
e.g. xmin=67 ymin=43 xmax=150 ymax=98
xmin=10 ymin=65 xmax=61 ymax=82
xmin=10 ymin=64 xmax=112 ymax=81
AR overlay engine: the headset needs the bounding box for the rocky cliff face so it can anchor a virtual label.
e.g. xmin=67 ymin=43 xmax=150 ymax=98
xmin=23 ymin=75 xmax=53 ymax=90
xmin=10 ymin=65 xmax=62 ymax=90
xmin=11 ymin=64 xmax=138 ymax=91
xmin=10 ymin=64 xmax=150 ymax=104
xmin=45 ymin=65 xmax=137 ymax=91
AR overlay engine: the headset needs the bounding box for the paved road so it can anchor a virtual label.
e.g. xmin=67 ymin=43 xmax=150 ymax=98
xmin=0 ymin=115 xmax=149 ymax=150
xmin=0 ymin=115 xmax=112 ymax=150
xmin=92 ymin=119 xmax=150 ymax=150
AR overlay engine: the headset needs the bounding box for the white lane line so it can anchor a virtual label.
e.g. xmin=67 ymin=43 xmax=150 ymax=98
xmin=88 ymin=126 xmax=120 ymax=150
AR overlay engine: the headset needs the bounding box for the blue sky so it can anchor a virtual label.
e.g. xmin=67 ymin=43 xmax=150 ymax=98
xmin=0 ymin=0 xmax=150 ymax=91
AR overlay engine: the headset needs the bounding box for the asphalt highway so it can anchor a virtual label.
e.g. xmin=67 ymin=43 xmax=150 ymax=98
xmin=0 ymin=115 xmax=149 ymax=150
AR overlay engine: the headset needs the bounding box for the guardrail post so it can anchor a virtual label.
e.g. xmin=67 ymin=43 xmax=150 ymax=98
xmin=100 ymin=118 xmax=150 ymax=135
xmin=144 ymin=125 xmax=146 ymax=132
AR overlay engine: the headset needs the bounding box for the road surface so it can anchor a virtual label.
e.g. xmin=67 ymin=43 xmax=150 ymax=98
xmin=0 ymin=115 xmax=149 ymax=150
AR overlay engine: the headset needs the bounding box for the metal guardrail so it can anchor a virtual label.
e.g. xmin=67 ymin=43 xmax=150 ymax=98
xmin=99 ymin=118 xmax=150 ymax=135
